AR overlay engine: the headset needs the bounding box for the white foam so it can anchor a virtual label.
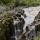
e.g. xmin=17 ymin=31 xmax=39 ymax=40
xmin=23 ymin=6 xmax=40 ymax=32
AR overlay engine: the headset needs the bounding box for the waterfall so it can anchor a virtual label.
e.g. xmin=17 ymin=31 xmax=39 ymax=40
xmin=23 ymin=6 xmax=40 ymax=33
xmin=19 ymin=6 xmax=40 ymax=40
xmin=10 ymin=6 xmax=40 ymax=40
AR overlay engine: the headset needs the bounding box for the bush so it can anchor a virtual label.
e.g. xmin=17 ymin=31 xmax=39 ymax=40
xmin=0 ymin=0 xmax=40 ymax=6
xmin=10 ymin=0 xmax=40 ymax=7
xmin=0 ymin=0 xmax=16 ymax=6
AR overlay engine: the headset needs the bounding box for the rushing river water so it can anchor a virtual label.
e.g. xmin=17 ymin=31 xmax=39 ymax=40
xmin=20 ymin=6 xmax=40 ymax=40
xmin=22 ymin=6 xmax=40 ymax=33
xmin=11 ymin=6 xmax=40 ymax=40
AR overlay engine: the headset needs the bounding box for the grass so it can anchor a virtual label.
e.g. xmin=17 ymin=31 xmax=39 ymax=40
xmin=35 ymin=36 xmax=40 ymax=40
xmin=34 ymin=32 xmax=40 ymax=40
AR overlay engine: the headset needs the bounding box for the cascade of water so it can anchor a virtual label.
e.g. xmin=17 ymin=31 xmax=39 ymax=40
xmin=23 ymin=7 xmax=40 ymax=33
xmin=10 ymin=6 xmax=40 ymax=40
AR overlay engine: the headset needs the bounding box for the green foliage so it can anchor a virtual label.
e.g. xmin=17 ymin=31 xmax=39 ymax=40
xmin=17 ymin=0 xmax=40 ymax=6
xmin=15 ymin=0 xmax=40 ymax=6
xmin=0 ymin=0 xmax=16 ymax=6
xmin=34 ymin=32 xmax=40 ymax=40
xmin=0 ymin=0 xmax=40 ymax=6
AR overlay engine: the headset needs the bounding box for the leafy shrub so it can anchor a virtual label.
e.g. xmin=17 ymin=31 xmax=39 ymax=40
xmin=0 ymin=0 xmax=40 ymax=6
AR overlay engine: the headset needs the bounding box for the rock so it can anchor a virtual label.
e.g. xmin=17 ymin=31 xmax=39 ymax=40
xmin=0 ymin=6 xmax=6 ymax=12
xmin=35 ymin=11 xmax=40 ymax=32
xmin=16 ymin=14 xmax=21 ymax=17
xmin=35 ymin=11 xmax=40 ymax=20
xmin=0 ymin=12 xmax=13 ymax=40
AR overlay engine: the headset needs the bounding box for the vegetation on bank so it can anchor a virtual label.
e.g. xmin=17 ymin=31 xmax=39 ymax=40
xmin=0 ymin=0 xmax=40 ymax=6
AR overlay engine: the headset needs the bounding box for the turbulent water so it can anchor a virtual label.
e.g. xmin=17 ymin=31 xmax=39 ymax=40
xmin=16 ymin=6 xmax=40 ymax=40
xmin=22 ymin=6 xmax=40 ymax=33
xmin=12 ymin=6 xmax=40 ymax=40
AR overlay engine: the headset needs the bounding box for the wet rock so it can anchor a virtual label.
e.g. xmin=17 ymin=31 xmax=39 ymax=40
xmin=0 ymin=12 xmax=13 ymax=40
xmin=26 ymin=26 xmax=29 ymax=32
xmin=35 ymin=11 xmax=40 ymax=20
xmin=35 ymin=11 xmax=40 ymax=34
xmin=0 ymin=6 xmax=6 ymax=12
xmin=16 ymin=14 xmax=21 ymax=17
